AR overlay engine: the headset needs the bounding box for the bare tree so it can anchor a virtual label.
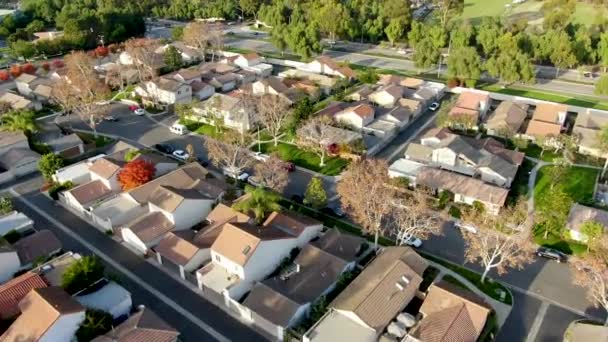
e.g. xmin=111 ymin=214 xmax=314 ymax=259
xmin=52 ymin=51 xmax=110 ymax=137
xmin=337 ymin=159 xmax=395 ymax=248
xmin=124 ymin=38 xmax=161 ymax=82
xmin=570 ymin=245 xmax=608 ymax=325
xmin=390 ymin=191 xmax=443 ymax=246
xmin=205 ymin=131 xmax=254 ymax=176
xmin=461 ymin=199 xmax=535 ymax=283
xmin=258 ymin=94 xmax=291 ymax=146
xmin=208 ymin=25 xmax=224 ymax=62
xmin=297 ymin=116 xmax=340 ymax=167
xmin=183 ymin=22 xmax=209 ymax=57
xmin=252 ymin=153 xmax=289 ymax=193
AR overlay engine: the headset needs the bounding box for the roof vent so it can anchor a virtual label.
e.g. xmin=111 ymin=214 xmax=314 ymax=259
xmin=395 ymin=282 xmax=404 ymax=291
xmin=401 ymin=275 xmax=410 ymax=284
xmin=242 ymin=245 xmax=251 ymax=255
xmin=280 ymin=263 xmax=300 ymax=280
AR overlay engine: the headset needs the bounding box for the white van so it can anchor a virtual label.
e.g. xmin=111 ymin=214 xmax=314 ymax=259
xmin=170 ymin=122 xmax=188 ymax=135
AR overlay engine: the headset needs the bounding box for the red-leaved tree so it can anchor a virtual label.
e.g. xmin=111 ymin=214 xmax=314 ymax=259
xmin=52 ymin=60 xmax=64 ymax=68
xmin=117 ymin=159 xmax=156 ymax=190
xmin=0 ymin=71 xmax=9 ymax=81
xmin=22 ymin=63 xmax=36 ymax=74
xmin=41 ymin=62 xmax=50 ymax=71
xmin=9 ymin=64 xmax=22 ymax=78
xmin=95 ymin=46 xmax=109 ymax=57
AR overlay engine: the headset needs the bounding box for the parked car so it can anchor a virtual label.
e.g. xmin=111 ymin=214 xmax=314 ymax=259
xmin=172 ymin=150 xmax=190 ymax=161
xmin=402 ymin=234 xmax=423 ymax=248
xmin=133 ymin=108 xmax=145 ymax=116
xmin=320 ymin=206 xmax=345 ymax=218
xmin=536 ymin=247 xmax=568 ymax=263
xmin=197 ymin=158 xmax=209 ymax=167
xmin=128 ymin=105 xmax=139 ymax=111
xmin=104 ymin=116 xmax=118 ymax=122
xmin=154 ymin=144 xmax=174 ymax=154
xmin=454 ymin=220 xmax=477 ymax=233
xmin=170 ymin=122 xmax=188 ymax=135
xmin=283 ymin=162 xmax=296 ymax=172
xmin=252 ymin=151 xmax=268 ymax=162
xmin=429 ymin=102 xmax=440 ymax=111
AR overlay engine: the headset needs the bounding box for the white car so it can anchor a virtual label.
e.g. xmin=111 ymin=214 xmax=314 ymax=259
xmin=237 ymin=172 xmax=250 ymax=182
xmin=172 ymin=150 xmax=190 ymax=160
xmin=402 ymin=235 xmax=423 ymax=248
xmin=133 ymin=108 xmax=145 ymax=116
xmin=429 ymin=102 xmax=440 ymax=112
xmin=454 ymin=220 xmax=478 ymax=234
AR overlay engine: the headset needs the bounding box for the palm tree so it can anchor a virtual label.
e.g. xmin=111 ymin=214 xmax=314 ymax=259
xmin=1 ymin=110 xmax=38 ymax=133
xmin=232 ymin=185 xmax=281 ymax=224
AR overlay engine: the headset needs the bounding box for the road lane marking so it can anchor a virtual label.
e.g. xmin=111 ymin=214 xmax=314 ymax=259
xmin=526 ymin=302 xmax=549 ymax=342
xmin=11 ymin=189 xmax=231 ymax=342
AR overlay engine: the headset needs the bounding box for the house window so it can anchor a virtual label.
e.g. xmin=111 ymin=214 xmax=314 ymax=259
xmin=178 ymin=90 xmax=181 ymax=95
xmin=215 ymin=255 xmax=221 ymax=262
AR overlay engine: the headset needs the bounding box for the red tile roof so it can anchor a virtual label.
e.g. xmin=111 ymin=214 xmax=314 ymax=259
xmin=0 ymin=272 xmax=48 ymax=319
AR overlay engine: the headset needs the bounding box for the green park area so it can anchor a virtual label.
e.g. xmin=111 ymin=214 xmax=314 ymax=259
xmin=258 ymin=142 xmax=349 ymax=176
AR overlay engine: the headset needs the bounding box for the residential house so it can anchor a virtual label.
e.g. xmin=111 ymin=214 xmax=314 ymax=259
xmin=573 ymin=109 xmax=608 ymax=157
xmin=0 ymin=144 xmax=40 ymax=183
xmin=566 ymin=322 xmax=608 ymax=342
xmin=251 ymin=76 xmax=303 ymax=104
xmin=12 ymin=72 xmax=36 ymax=96
xmin=408 ymin=281 xmax=491 ymax=342
xmin=307 ymin=56 xmax=355 ymax=80
xmin=234 ymin=52 xmax=273 ymax=77
xmin=242 ymin=230 xmax=365 ymax=339
xmin=566 ymin=203 xmax=608 ymax=242
xmin=0 ymin=91 xmax=38 ymax=110
xmin=203 ymin=73 xmax=238 ymax=92
xmin=191 ymin=80 xmax=215 ymax=100
xmin=377 ymin=74 xmax=403 ymax=86
xmin=43 ymin=133 xmax=86 ymax=159
xmin=171 ymin=68 xmax=203 ymax=84
xmin=156 ymin=42 xmax=202 ymax=63
xmin=120 ymin=163 xmax=215 ymax=253
xmin=334 ymin=103 xmax=375 ymax=129
xmin=303 ymin=247 xmax=428 ymax=342
xmin=485 ymin=101 xmax=529 ymax=137
xmin=135 ymin=77 xmax=192 ymax=105
xmin=13 ymin=230 xmax=62 ymax=268
xmin=398 ymin=98 xmax=423 ymax=117
xmin=75 ymin=280 xmax=132 ymax=319
xmin=449 ymin=90 xmax=491 ymax=124
xmin=412 ymin=82 xmax=446 ymax=105
xmin=345 ymin=85 xmax=374 ymax=102
xmin=0 ymin=210 xmax=34 ymax=236
xmin=388 ymin=158 xmax=427 ymax=185
xmin=92 ymin=307 xmax=179 ymax=342
xmin=416 ymin=168 xmax=509 ymax=214
xmin=378 ymin=105 xmax=415 ymax=130
xmin=15 ymin=73 xmax=54 ymax=102
xmin=0 ymin=271 xmax=48 ymax=319
xmin=409 ymin=132 xmax=524 ymax=188
xmin=197 ymin=210 xmax=323 ymax=300
xmin=192 ymin=93 xmax=254 ymax=133
xmin=369 ymin=85 xmax=403 ymax=108
xmin=1 ymin=287 xmax=86 ymax=342
xmin=400 ymin=77 xmax=425 ymax=90
xmin=0 ymin=240 xmax=20 ymax=283
xmin=278 ymin=69 xmax=337 ymax=95
xmin=524 ymin=102 xmax=568 ymax=140
xmin=32 ymin=252 xmax=82 ymax=287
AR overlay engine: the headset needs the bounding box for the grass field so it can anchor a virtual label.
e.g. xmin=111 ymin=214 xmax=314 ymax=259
xmin=258 ymin=142 xmax=349 ymax=176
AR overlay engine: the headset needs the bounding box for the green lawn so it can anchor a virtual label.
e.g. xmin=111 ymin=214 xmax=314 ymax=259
xmin=181 ymin=120 xmax=225 ymax=139
xmin=509 ymin=159 xmax=536 ymax=203
xmin=482 ymin=85 xmax=608 ymax=111
xmin=258 ymin=142 xmax=349 ymax=176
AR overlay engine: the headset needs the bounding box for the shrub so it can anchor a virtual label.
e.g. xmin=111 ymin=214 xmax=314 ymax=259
xmin=94 ymin=46 xmax=109 ymax=57
xmin=48 ymin=181 xmax=73 ymax=200
xmin=9 ymin=64 xmax=22 ymax=78
xmin=38 ymin=153 xmax=65 ymax=181
xmin=76 ymin=309 xmax=113 ymax=342
xmin=0 ymin=71 xmax=9 ymax=81
xmin=464 ymin=79 xmax=477 ymax=88
xmin=22 ymin=63 xmax=36 ymax=74
xmin=124 ymin=149 xmax=140 ymax=161
xmin=51 ymin=60 xmax=64 ymax=68
xmin=41 ymin=62 xmax=50 ymax=71
xmin=448 ymin=205 xmax=462 ymax=218
xmin=438 ymin=190 xmax=454 ymax=209
xmin=447 ymin=77 xmax=460 ymax=88
xmin=0 ymin=197 xmax=13 ymax=215
xmin=3 ymin=230 xmax=21 ymax=244
xmin=61 ymin=255 xmax=104 ymax=294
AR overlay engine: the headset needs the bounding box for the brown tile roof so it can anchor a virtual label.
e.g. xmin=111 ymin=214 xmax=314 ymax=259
xmin=382 ymin=85 xmax=403 ymax=99
xmin=242 ymin=52 xmax=260 ymax=61
xmin=89 ymin=157 xmax=122 ymax=179
xmin=311 ymin=229 xmax=365 ymax=263
xmin=398 ymin=98 xmax=422 ymax=112
xmin=485 ymin=101 xmax=528 ymax=133
xmin=378 ymin=74 xmax=403 ymax=86
xmin=422 ymin=127 xmax=452 ymax=140
xmin=525 ymin=120 xmax=562 ymax=138
xmin=190 ymin=80 xmax=212 ymax=92
xmin=567 ymin=203 xmax=608 ymax=233
xmin=127 ymin=211 xmax=174 ymax=244
xmin=337 ymin=66 xmax=355 ymax=79
xmin=400 ymin=77 xmax=425 ymax=89
xmin=1 ymin=287 xmax=84 ymax=342
xmin=331 ymin=247 xmax=427 ymax=333
xmin=0 ymin=131 xmax=27 ymax=148
xmin=532 ymin=103 xmax=568 ymax=123
xmin=68 ymin=180 xmax=112 ymax=205
xmin=0 ymin=272 xmax=48 ymax=319
xmin=128 ymin=163 xmax=208 ymax=204
xmin=411 ymin=281 xmax=491 ymax=342
xmin=13 ymin=230 xmax=62 ymax=265
xmin=154 ymin=232 xmax=201 ymax=265
xmin=148 ymin=186 xmax=211 ymax=213
xmin=263 ymin=211 xmax=322 ymax=237
xmin=416 ymin=168 xmax=509 ymax=207
xmin=173 ymin=68 xmax=201 ymax=81
xmin=316 ymin=56 xmax=340 ymax=70
xmin=206 ymin=203 xmax=250 ymax=224
xmin=92 ymin=307 xmax=179 ymax=342
xmin=448 ymin=106 xmax=479 ymax=119
xmin=341 ymin=103 xmax=375 ymax=119
xmin=456 ymin=91 xmax=490 ymax=111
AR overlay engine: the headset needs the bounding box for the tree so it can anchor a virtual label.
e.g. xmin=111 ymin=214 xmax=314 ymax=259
xmin=385 ymin=18 xmax=405 ymax=47
xmin=447 ymin=46 xmax=481 ymax=85
xmin=117 ymin=159 xmax=156 ymax=190
xmin=312 ymin=0 xmax=351 ymax=43
xmin=239 ymin=0 xmax=262 ymax=20
xmin=1 ymin=110 xmax=38 ymax=133
xmin=596 ymin=75 xmax=608 ymax=96
xmin=0 ymin=197 xmax=13 ymax=215
xmin=535 ymin=185 xmax=573 ymax=239
xmin=433 ymin=0 xmax=464 ymax=29
xmin=597 ymin=125 xmax=608 ymax=177
xmin=476 ymin=17 xmax=504 ymax=57
xmin=182 ymin=21 xmax=209 ymax=58
xmin=297 ymin=116 xmax=341 ymax=167
xmin=0 ymin=71 xmax=9 ymax=81
xmin=389 ymin=191 xmax=442 ymax=246
xmin=284 ymin=3 xmax=322 ymax=59
xmin=185 ymin=144 xmax=196 ymax=162
xmin=232 ymin=185 xmax=281 ymax=224
xmin=580 ymin=221 xmax=604 ymax=251
xmin=22 ymin=63 xmax=36 ymax=74
xmin=252 ymin=154 xmax=288 ymax=193
xmin=304 ymin=177 xmax=327 ymax=209
xmin=205 ymin=131 xmax=254 ymax=175
xmin=124 ymin=38 xmax=161 ymax=81
xmin=163 ymin=45 xmax=182 ymax=70
xmin=486 ymin=50 xmax=535 ymax=84
xmin=94 ymin=46 xmax=109 ymax=58
xmin=38 ymin=153 xmax=65 ymax=181
xmin=598 ymin=32 xmax=608 ymax=72
xmin=547 ymin=157 xmax=572 ymax=188
xmin=24 ymin=19 xmax=45 ymax=36
xmin=10 ymin=40 xmax=36 ymax=61
xmin=9 ymin=64 xmax=21 ymax=78
xmin=412 ymin=37 xmax=440 ymax=69
xmin=207 ymin=25 xmax=224 ymax=62
xmin=461 ymin=198 xmax=534 ymax=283
xmin=337 ymin=159 xmax=395 ymax=248
xmin=549 ymin=30 xmax=577 ymax=77
xmin=570 ymin=248 xmax=608 ymax=325
xmin=258 ymin=94 xmax=291 ymax=146
xmin=171 ymin=26 xmax=184 ymax=41
xmin=76 ymin=309 xmax=112 ymax=342
xmin=61 ymin=255 xmax=105 ymax=294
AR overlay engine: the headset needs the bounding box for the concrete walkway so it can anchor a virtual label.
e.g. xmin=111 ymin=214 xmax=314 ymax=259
xmin=426 ymin=260 xmax=512 ymax=328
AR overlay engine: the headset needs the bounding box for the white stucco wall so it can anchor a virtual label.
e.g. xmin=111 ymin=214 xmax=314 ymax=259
xmin=172 ymin=198 xmax=213 ymax=230
xmin=0 ymin=252 xmax=21 ymax=283
xmin=184 ymin=249 xmax=210 ymax=272
xmin=40 ymin=311 xmax=85 ymax=342
xmin=121 ymin=228 xmax=149 ymax=254
xmin=243 ymin=238 xmax=298 ymax=281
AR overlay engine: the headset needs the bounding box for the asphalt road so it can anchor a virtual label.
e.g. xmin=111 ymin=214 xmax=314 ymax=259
xmin=9 ymin=181 xmax=266 ymax=342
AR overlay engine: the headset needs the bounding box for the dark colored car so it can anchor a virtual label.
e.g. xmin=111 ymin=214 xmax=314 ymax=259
xmin=154 ymin=144 xmax=174 ymax=154
xmin=197 ymin=158 xmax=209 ymax=167
xmin=320 ymin=207 xmax=346 ymax=218
xmin=536 ymin=247 xmax=568 ymax=263
xmin=283 ymin=162 xmax=296 ymax=172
